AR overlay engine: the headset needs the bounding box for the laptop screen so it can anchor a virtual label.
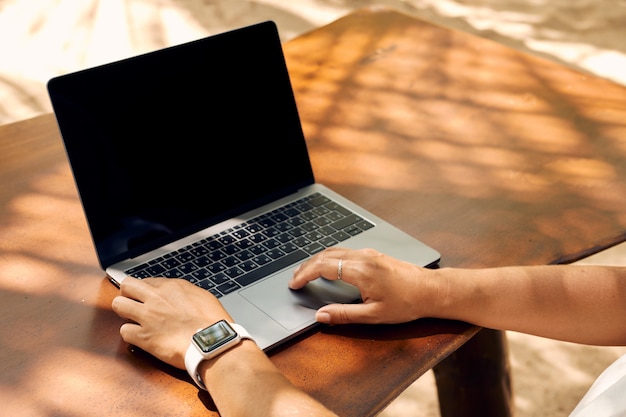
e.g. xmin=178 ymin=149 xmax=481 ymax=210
xmin=48 ymin=22 xmax=315 ymax=268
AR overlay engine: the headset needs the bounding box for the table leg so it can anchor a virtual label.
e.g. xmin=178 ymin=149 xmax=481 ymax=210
xmin=433 ymin=328 xmax=513 ymax=417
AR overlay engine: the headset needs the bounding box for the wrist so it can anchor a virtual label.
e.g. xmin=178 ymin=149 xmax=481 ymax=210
xmin=423 ymin=267 xmax=457 ymax=319
xmin=428 ymin=267 xmax=485 ymax=323
xmin=198 ymin=338 xmax=260 ymax=378
xmin=185 ymin=321 xmax=256 ymax=390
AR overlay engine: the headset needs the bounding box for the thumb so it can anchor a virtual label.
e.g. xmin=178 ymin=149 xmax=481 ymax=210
xmin=315 ymin=303 xmax=373 ymax=325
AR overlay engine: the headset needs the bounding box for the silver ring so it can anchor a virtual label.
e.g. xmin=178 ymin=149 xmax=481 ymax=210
xmin=337 ymin=259 xmax=343 ymax=280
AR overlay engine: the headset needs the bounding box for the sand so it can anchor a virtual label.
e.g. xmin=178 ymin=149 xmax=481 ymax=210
xmin=1 ymin=1 xmax=626 ymax=416
xmin=1 ymin=0 xmax=626 ymax=127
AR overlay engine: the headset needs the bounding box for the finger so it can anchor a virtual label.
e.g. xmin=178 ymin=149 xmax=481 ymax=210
xmin=111 ymin=294 xmax=143 ymax=323
xmin=119 ymin=321 xmax=142 ymax=346
xmin=290 ymin=247 xmax=383 ymax=289
xmin=315 ymin=303 xmax=380 ymax=325
xmin=289 ymin=250 xmax=348 ymax=289
xmin=119 ymin=276 xmax=151 ymax=301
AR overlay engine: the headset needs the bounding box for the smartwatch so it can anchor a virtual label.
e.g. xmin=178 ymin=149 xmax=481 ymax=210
xmin=184 ymin=320 xmax=255 ymax=390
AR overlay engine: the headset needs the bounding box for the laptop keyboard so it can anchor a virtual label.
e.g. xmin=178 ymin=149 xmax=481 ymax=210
xmin=125 ymin=193 xmax=374 ymax=298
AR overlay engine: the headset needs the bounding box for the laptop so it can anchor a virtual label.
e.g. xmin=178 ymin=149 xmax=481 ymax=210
xmin=47 ymin=21 xmax=440 ymax=351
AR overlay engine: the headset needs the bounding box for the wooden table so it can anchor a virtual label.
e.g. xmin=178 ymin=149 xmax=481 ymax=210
xmin=2 ymin=7 xmax=626 ymax=417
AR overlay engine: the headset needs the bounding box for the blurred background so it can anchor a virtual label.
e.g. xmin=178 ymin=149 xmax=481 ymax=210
xmin=2 ymin=0 xmax=626 ymax=127
xmin=2 ymin=1 xmax=625 ymax=416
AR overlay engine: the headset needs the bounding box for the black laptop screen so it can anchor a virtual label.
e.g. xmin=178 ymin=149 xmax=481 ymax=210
xmin=48 ymin=22 xmax=315 ymax=268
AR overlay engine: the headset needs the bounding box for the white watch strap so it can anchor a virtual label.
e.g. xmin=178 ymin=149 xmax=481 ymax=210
xmin=185 ymin=341 xmax=208 ymax=390
xmin=230 ymin=323 xmax=252 ymax=341
xmin=184 ymin=322 xmax=254 ymax=390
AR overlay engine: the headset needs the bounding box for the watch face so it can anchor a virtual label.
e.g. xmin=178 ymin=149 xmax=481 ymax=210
xmin=193 ymin=320 xmax=238 ymax=353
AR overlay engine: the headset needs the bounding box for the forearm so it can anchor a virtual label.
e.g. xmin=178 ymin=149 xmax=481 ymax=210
xmin=200 ymin=340 xmax=337 ymax=417
xmin=431 ymin=264 xmax=626 ymax=345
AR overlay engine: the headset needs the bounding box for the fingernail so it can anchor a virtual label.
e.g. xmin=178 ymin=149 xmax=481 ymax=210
xmin=316 ymin=311 xmax=331 ymax=324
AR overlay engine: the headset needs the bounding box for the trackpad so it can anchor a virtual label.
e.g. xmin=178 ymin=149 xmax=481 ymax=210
xmin=240 ymin=276 xmax=361 ymax=330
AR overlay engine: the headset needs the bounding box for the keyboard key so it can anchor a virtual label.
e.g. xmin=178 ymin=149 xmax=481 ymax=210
xmin=239 ymin=261 xmax=258 ymax=272
xmin=305 ymin=231 xmax=325 ymax=242
xmin=223 ymin=244 xmax=240 ymax=255
xmin=331 ymin=231 xmax=350 ymax=242
xmin=193 ymin=255 xmax=211 ymax=267
xmin=292 ymin=237 xmax=311 ymax=247
xmin=345 ymin=225 xmax=362 ymax=236
xmin=248 ymin=233 xmax=268 ymax=244
xmin=224 ymin=266 xmax=245 ymax=279
xmin=219 ymin=235 xmax=236 ymax=245
xmin=275 ymin=233 xmax=293 ymax=243
xmin=330 ymin=213 xmax=361 ymax=230
xmin=258 ymin=218 xmax=275 ymax=228
xmin=207 ymin=263 xmax=226 ymax=274
xmin=319 ymin=236 xmax=338 ymax=247
xmin=251 ymin=254 xmax=272 ymax=265
xmin=326 ymin=202 xmax=351 ymax=215
xmin=146 ymin=264 xmax=166 ymax=275
xmin=278 ymin=242 xmax=298 ymax=253
xmin=208 ymin=251 xmax=226 ymax=262
xmin=235 ymin=249 xmax=308 ymax=287
xmin=288 ymin=227 xmax=306 ymax=237
xmin=309 ymin=195 xmax=330 ymax=206
xmin=204 ymin=239 xmax=221 ymax=251
xmin=190 ymin=246 xmax=209 ymax=256
xmin=317 ymin=225 xmax=336 ymax=235
xmin=176 ymin=252 xmax=194 ymax=263
xmin=249 ymin=245 xmax=268 ymax=255
xmin=178 ymin=263 xmax=198 ymax=274
xmin=218 ymin=281 xmax=240 ymax=295
xmin=271 ymin=213 xmax=288 ymax=223
xmin=196 ymin=279 xmax=215 ymax=290
xmin=326 ymin=214 xmax=344 ymax=224
xmin=303 ymin=242 xmax=325 ymax=255
xmin=129 ymin=269 xmax=150 ymax=278
xmin=210 ymin=273 xmax=229 ymax=285
xmin=274 ymin=222 xmax=293 ymax=232
xmin=162 ymin=258 xmax=181 ymax=269
xmin=283 ymin=208 xmax=300 ymax=218
xmin=163 ymin=268 xmax=184 ymax=278
xmin=235 ymin=250 xmax=254 ymax=261
xmin=300 ymin=211 xmax=317 ymax=221
xmin=192 ymin=268 xmax=211 ymax=280
xmin=300 ymin=222 xmax=318 ymax=232
xmin=266 ymin=249 xmax=285 ymax=259
xmin=357 ymin=220 xmax=375 ymax=230
xmin=231 ymin=230 xmax=249 ymax=239
xmin=235 ymin=239 xmax=253 ymax=250
xmin=287 ymin=217 xmax=305 ymax=226
xmin=264 ymin=239 xmax=281 ymax=249
xmin=263 ymin=226 xmax=281 ymax=237
xmin=312 ymin=206 xmax=330 ymax=216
